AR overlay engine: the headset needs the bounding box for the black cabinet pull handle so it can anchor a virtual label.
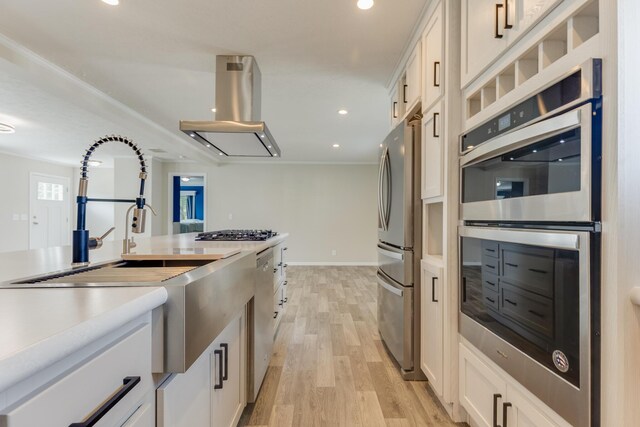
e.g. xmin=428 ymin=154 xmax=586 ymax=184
xmin=284 ymin=297 xmax=288 ymax=303
xmin=431 ymin=277 xmax=438 ymax=303
xmin=492 ymin=393 xmax=501 ymax=427
xmin=505 ymin=262 xmax=518 ymax=268
xmin=485 ymin=264 xmax=496 ymax=269
xmin=486 ymin=281 xmax=496 ymax=287
xmin=495 ymin=4 xmax=504 ymax=38
xmin=433 ymin=112 xmax=440 ymax=137
xmin=273 ymin=268 xmax=278 ymax=274
xmin=274 ymin=312 xmax=278 ymax=319
xmin=486 ymin=248 xmax=496 ymax=253
xmin=393 ymin=102 xmax=398 ymax=118
xmin=462 ymin=277 xmax=467 ymax=302
xmin=278 ymin=262 xmax=283 ymax=267
xmin=403 ymin=84 xmax=408 ymax=103
xmin=284 ymin=247 xmax=288 ymax=251
xmin=503 ymin=402 xmax=512 ymax=427
xmin=220 ymin=343 xmax=229 ymax=381
xmin=279 ymin=299 xmax=284 ymax=307
xmin=504 ymin=298 xmax=517 ymax=306
xmin=69 ymin=376 xmax=140 ymax=427
xmin=284 ymin=264 xmax=288 ymax=268
xmin=213 ymin=349 xmax=223 ymax=389
xmin=528 ymin=268 xmax=547 ymax=274
xmin=504 ymin=0 xmax=513 ymax=29
xmin=528 ymin=309 xmax=545 ymax=318
xmin=486 ymin=297 xmax=496 ymax=304
xmin=433 ymin=61 xmax=441 ymax=87
xmin=284 ymin=281 xmax=288 ymax=286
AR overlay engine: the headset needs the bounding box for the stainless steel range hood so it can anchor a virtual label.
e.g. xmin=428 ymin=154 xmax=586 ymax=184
xmin=180 ymin=55 xmax=281 ymax=158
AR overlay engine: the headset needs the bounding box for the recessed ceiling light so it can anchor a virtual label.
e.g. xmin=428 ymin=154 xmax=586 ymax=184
xmin=357 ymin=0 xmax=374 ymax=10
xmin=101 ymin=0 xmax=119 ymax=5
xmin=179 ymin=155 xmax=186 ymax=159
xmin=0 ymin=123 xmax=15 ymax=134
xmin=260 ymin=133 xmax=265 ymax=138
xmin=558 ymin=158 xmax=564 ymax=162
xmin=533 ymin=149 xmax=538 ymax=153
xmin=190 ymin=133 xmax=195 ymax=137
xmin=510 ymin=157 xmax=515 ymax=161
xmin=496 ymin=181 xmax=502 ymax=187
xmin=273 ymin=153 xmax=278 ymax=157
xmin=181 ymin=177 xmax=190 ymax=182
xmin=559 ymin=139 xmax=565 ymax=144
xmin=211 ymin=108 xmax=216 ymax=113
xmin=218 ymin=152 xmax=224 ymax=156
xmin=267 ymin=145 xmax=272 ymax=148
xmin=333 ymin=144 xmax=340 ymax=148
xmin=338 ymin=109 xmax=348 ymax=115
xmin=87 ymin=160 xmax=102 ymax=167
xmin=379 ymin=144 xmax=383 ymax=148
xmin=206 ymin=144 xmax=211 ymax=147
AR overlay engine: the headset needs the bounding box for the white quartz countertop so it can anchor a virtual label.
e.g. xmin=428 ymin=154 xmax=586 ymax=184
xmin=0 ymin=286 xmax=168 ymax=391
xmin=0 ymin=231 xmax=287 ymax=391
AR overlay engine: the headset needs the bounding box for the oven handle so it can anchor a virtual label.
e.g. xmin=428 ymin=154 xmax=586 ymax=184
xmin=460 ymin=107 xmax=583 ymax=167
xmin=459 ymin=225 xmax=581 ymax=250
xmin=377 ymin=273 xmax=404 ymax=297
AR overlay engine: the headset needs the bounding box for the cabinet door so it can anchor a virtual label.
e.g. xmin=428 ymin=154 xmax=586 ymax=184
xmin=422 ymin=1 xmax=444 ymax=112
xmin=404 ymin=41 xmax=422 ymax=112
xmin=421 ymin=103 xmax=444 ymax=200
xmin=461 ymin=0 xmax=508 ymax=87
xmin=121 ymin=394 xmax=154 ymax=427
xmin=506 ymin=385 xmax=568 ymax=427
xmin=157 ymin=345 xmax=211 ymax=427
xmin=211 ymin=311 xmax=246 ymax=427
xmin=459 ymin=343 xmax=508 ymax=427
xmin=390 ymin=85 xmax=400 ymax=127
xmin=420 ymin=261 xmax=444 ymax=396
xmin=506 ymin=0 xmax=564 ymax=46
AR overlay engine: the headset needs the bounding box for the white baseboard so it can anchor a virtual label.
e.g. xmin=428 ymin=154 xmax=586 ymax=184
xmin=286 ymin=261 xmax=378 ymax=267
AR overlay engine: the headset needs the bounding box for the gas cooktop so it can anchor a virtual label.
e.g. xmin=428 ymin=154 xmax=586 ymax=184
xmin=195 ymin=229 xmax=278 ymax=242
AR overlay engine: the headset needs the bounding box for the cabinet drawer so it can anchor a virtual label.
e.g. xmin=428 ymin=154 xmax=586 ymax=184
xmin=501 ymin=283 xmax=553 ymax=338
xmin=482 ymin=271 xmax=499 ymax=292
xmin=502 ymin=245 xmax=554 ymax=297
xmin=0 ymin=323 xmax=152 ymax=427
xmin=481 ymin=240 xmax=499 ymax=259
xmin=482 ymin=286 xmax=500 ymax=311
xmin=481 ymin=254 xmax=499 ymax=275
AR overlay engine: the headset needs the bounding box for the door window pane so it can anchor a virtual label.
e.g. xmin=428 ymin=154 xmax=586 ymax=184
xmin=37 ymin=182 xmax=64 ymax=201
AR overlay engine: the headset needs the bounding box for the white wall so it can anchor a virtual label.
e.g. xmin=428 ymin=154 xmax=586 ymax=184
xmin=0 ymin=152 xmax=74 ymax=253
xmin=164 ymin=162 xmax=378 ymax=265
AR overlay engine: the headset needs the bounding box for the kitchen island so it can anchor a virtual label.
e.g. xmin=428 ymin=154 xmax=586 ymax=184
xmin=0 ymin=231 xmax=288 ymax=427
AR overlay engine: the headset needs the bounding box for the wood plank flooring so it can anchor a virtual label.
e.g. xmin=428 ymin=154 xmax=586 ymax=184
xmin=238 ymin=266 xmax=464 ymax=427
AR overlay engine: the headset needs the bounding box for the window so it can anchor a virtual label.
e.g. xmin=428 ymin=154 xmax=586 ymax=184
xmin=180 ymin=191 xmax=196 ymax=220
xmin=37 ymin=182 xmax=64 ymax=201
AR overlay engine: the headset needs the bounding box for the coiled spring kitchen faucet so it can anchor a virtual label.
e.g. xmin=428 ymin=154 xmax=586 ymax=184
xmin=72 ymin=135 xmax=155 ymax=266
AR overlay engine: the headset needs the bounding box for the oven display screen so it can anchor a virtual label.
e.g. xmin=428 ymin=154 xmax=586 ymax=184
xmin=498 ymin=113 xmax=511 ymax=131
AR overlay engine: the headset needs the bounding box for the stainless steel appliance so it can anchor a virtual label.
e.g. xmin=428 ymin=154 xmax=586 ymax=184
xmin=458 ymin=59 xmax=602 ymax=427
xmin=196 ymin=229 xmax=277 ymax=241
xmin=377 ymin=114 xmax=423 ymax=380
xmin=460 ymin=59 xmax=602 ymax=223
xmin=247 ymin=248 xmax=274 ymax=402
xmin=180 ymin=55 xmax=281 ymax=158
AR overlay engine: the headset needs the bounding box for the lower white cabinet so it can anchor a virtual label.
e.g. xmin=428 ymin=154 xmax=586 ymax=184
xmin=0 ymin=322 xmax=154 ymax=427
xmin=122 ymin=394 xmax=155 ymax=427
xmin=459 ymin=342 xmax=571 ymax=427
xmin=157 ymin=309 xmax=246 ymax=427
xmin=420 ymin=260 xmax=444 ymax=396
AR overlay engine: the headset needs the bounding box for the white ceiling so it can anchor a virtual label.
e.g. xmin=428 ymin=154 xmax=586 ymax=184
xmin=0 ymin=0 xmax=427 ymax=165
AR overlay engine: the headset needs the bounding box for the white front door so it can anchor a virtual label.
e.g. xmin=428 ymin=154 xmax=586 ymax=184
xmin=29 ymin=173 xmax=71 ymax=249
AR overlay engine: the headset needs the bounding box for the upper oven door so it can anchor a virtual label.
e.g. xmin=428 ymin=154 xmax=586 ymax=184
xmin=460 ymin=102 xmax=598 ymax=223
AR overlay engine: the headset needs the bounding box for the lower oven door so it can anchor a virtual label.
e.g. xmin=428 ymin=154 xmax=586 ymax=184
xmin=459 ymin=225 xmax=596 ymax=427
xmin=377 ymin=271 xmax=413 ymax=371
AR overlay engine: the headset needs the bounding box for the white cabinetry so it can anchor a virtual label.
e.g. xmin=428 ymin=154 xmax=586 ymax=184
xmin=0 ymin=323 xmax=154 ymax=427
xmin=273 ymin=240 xmax=288 ymax=333
xmin=422 ymin=1 xmax=444 ymax=112
xmin=404 ymin=41 xmax=422 ymax=114
xmin=421 ymin=102 xmax=444 ymax=200
xmin=461 ymin=0 xmax=564 ymax=87
xmin=157 ymin=309 xmax=246 ymax=427
xmin=459 ymin=342 xmax=571 ymax=427
xmin=420 ymin=260 xmax=444 ymax=396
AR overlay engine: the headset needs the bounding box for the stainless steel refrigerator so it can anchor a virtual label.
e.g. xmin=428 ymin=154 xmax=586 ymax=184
xmin=377 ymin=115 xmax=423 ymax=380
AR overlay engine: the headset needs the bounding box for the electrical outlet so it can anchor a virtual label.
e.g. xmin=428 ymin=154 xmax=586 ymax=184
xmin=228 ymin=213 xmax=233 ymax=220
xmin=331 ymin=249 xmax=337 ymax=256
xmin=20 ymin=214 xmax=28 ymax=221
xmin=12 ymin=214 xmax=19 ymax=221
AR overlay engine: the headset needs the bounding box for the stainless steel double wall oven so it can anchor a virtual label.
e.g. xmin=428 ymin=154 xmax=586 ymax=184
xmin=377 ymin=114 xmax=423 ymax=380
xmin=459 ymin=59 xmax=602 ymax=427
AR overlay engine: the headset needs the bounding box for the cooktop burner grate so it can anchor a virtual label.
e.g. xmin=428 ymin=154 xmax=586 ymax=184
xmin=195 ymin=229 xmax=277 ymax=241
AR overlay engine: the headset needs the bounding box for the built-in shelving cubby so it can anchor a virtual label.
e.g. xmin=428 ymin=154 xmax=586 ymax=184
xmin=423 ymin=201 xmax=443 ymax=263
xmin=465 ymin=0 xmax=600 ymax=120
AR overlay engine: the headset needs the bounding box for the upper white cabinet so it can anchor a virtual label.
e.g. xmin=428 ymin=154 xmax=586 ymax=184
xmin=421 ymin=102 xmax=444 ymax=200
xmin=461 ymin=0 xmax=564 ymax=87
xmin=420 ymin=260 xmax=444 ymax=396
xmin=422 ymin=1 xmax=444 ymax=112
xmin=404 ymin=41 xmax=422 ymax=113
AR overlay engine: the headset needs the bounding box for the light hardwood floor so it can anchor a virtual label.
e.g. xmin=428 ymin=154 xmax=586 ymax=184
xmin=239 ymin=266 xmax=464 ymax=427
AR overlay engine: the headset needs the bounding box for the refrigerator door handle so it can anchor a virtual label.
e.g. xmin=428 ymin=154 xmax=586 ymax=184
xmin=377 ymin=245 xmax=404 ymax=260
xmin=378 ymin=148 xmax=385 ymax=229
xmin=377 ymin=273 xmax=404 ymax=297
xmin=381 ymin=147 xmax=391 ymax=231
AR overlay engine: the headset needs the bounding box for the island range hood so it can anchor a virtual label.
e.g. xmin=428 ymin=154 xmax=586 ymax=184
xmin=180 ymin=55 xmax=281 ymax=158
